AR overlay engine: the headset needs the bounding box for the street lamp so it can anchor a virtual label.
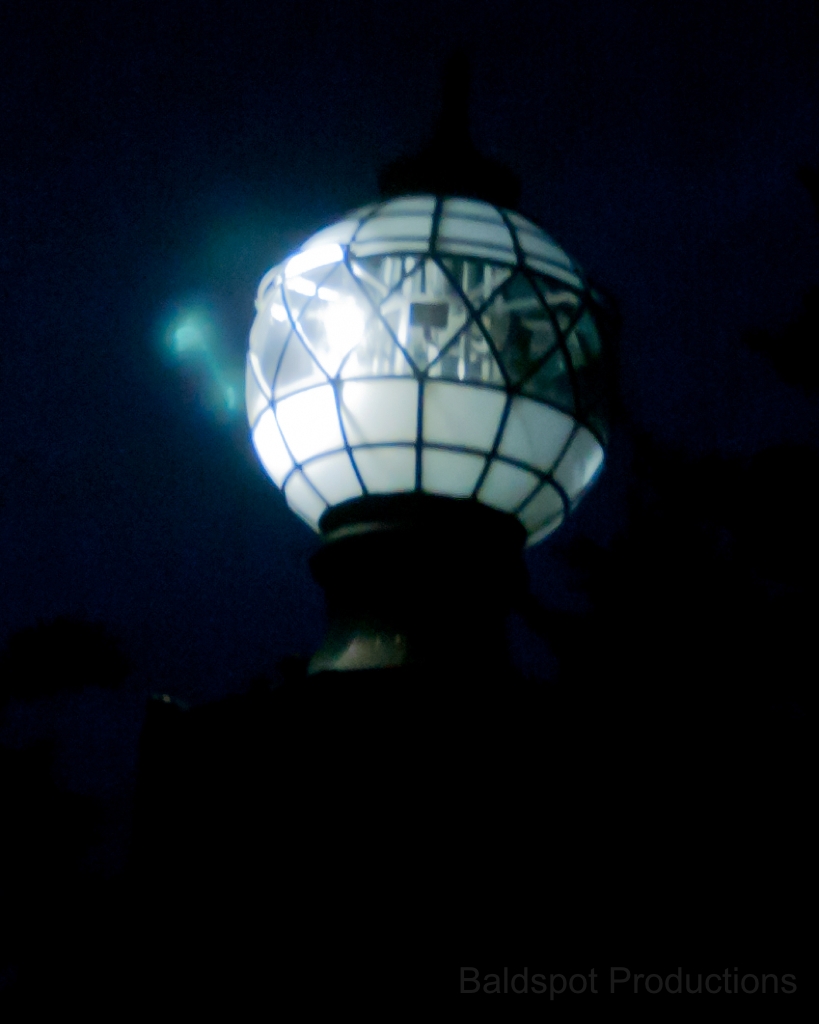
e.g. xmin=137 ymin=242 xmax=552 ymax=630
xmin=246 ymin=56 xmax=609 ymax=674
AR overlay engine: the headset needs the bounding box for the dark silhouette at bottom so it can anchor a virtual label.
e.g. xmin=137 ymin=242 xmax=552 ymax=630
xmin=82 ymin=662 xmax=805 ymax=1005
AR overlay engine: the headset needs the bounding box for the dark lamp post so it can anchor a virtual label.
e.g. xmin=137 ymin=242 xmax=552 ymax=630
xmin=246 ymin=56 xmax=609 ymax=672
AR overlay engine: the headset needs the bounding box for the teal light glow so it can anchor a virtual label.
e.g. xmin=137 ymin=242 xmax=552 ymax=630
xmin=161 ymin=305 xmax=243 ymax=422
xmin=173 ymin=322 xmax=207 ymax=354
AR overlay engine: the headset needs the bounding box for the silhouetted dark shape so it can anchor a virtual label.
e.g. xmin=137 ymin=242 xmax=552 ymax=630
xmin=0 ymin=616 xmax=131 ymax=705
xmin=527 ymin=432 xmax=811 ymax=716
xmin=745 ymin=283 xmax=819 ymax=390
xmin=0 ymin=739 xmax=105 ymax=1004
xmin=743 ymin=166 xmax=819 ymax=391
xmin=797 ymin=164 xmax=819 ymax=218
xmin=378 ymin=50 xmax=521 ymax=208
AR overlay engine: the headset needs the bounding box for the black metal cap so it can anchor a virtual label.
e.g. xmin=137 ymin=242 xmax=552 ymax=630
xmin=378 ymin=50 xmax=521 ymax=209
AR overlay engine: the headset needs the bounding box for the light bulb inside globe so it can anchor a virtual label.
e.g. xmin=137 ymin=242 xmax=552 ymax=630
xmin=319 ymin=297 xmax=367 ymax=375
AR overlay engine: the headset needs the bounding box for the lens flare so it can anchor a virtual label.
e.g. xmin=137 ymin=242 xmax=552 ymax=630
xmin=160 ymin=305 xmax=243 ymax=421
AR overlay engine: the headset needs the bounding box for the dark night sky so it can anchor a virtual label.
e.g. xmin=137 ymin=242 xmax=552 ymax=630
xmin=1 ymin=0 xmax=818 ymax=873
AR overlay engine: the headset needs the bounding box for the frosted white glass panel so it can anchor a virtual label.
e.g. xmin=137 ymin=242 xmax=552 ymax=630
xmin=437 ymin=216 xmax=514 ymax=254
xmin=519 ymin=482 xmax=564 ymax=532
xmin=354 ymin=216 xmax=433 ymax=242
xmin=340 ymin=379 xmax=418 ymax=445
xmin=282 ymin=277 xmax=320 ymax=323
xmin=442 ymin=198 xmax=502 ymax=221
xmin=252 ymin=408 xmax=293 ymax=486
xmin=250 ymin=312 xmax=289 ymax=386
xmin=284 ymin=471 xmax=326 ymax=529
xmin=422 ymin=449 xmax=485 ymax=496
xmin=275 ymin=385 xmax=344 ymax=463
xmin=525 ymin=517 xmax=563 ymax=547
xmin=273 ymin=335 xmax=325 ymax=399
xmin=350 ymin=239 xmax=429 ymax=257
xmin=296 ymin=265 xmax=368 ymax=377
xmin=523 ymin=259 xmax=583 ymax=288
xmin=436 ymin=241 xmax=517 ymax=264
xmin=381 ymin=196 xmax=436 ymax=215
xmin=499 ymin=397 xmax=574 ymax=472
xmin=303 ymin=451 xmax=363 ymax=505
xmin=534 ymin=280 xmax=584 ymax=333
xmin=352 ymin=446 xmax=416 ymax=493
xmin=422 ymin=382 xmax=505 ymax=451
xmin=506 ymin=211 xmax=535 ymax=230
xmin=478 ymin=459 xmax=540 ymax=512
xmin=553 ymin=427 xmax=604 ymax=500
xmin=245 ymin=359 xmax=269 ymax=429
xmin=516 ymin=230 xmax=574 ymax=267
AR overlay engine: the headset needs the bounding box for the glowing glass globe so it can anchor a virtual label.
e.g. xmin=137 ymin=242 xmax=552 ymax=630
xmin=247 ymin=195 xmax=607 ymax=546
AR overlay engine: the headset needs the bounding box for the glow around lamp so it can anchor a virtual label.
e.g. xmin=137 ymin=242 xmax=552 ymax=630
xmin=247 ymin=58 xmax=609 ymax=673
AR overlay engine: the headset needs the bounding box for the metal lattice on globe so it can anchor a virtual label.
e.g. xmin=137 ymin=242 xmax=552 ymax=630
xmin=247 ymin=195 xmax=607 ymax=546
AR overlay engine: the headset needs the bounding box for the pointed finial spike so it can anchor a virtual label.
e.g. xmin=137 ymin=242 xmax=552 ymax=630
xmin=378 ymin=51 xmax=520 ymax=208
xmin=436 ymin=48 xmax=472 ymax=143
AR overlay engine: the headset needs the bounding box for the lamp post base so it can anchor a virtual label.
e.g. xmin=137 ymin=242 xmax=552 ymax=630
xmin=308 ymin=494 xmax=527 ymax=675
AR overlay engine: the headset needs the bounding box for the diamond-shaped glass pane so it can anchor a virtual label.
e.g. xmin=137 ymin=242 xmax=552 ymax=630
xmin=473 ymin=274 xmax=556 ymax=387
xmin=281 ymin=278 xmax=320 ymax=324
xmin=289 ymin=263 xmax=369 ymax=377
xmin=378 ymin=259 xmax=469 ymax=372
xmin=533 ymin=279 xmax=583 ymax=334
xmin=250 ymin=299 xmax=291 ymax=389
xmin=521 ymin=347 xmax=576 ymax=415
xmin=273 ymin=334 xmax=326 ymax=400
xmin=572 ymin=310 xmax=602 ymax=362
xmin=338 ymin=313 xmax=413 ymax=379
xmin=349 ymin=254 xmax=400 ymax=307
xmin=426 ymin=322 xmax=505 ymax=385
xmin=438 ymin=257 xmax=512 ymax=306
